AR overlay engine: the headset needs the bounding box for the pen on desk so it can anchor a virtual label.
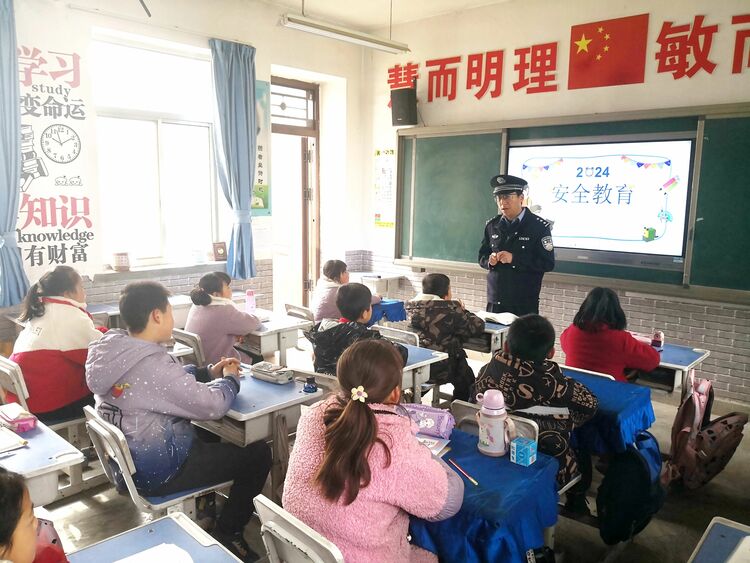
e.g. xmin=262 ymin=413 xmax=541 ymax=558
xmin=448 ymin=458 xmax=479 ymax=486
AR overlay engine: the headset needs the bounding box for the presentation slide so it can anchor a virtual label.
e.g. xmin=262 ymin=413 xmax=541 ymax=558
xmin=507 ymin=140 xmax=693 ymax=257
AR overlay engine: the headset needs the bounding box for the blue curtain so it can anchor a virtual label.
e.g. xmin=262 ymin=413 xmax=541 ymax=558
xmin=0 ymin=0 xmax=29 ymax=307
xmin=210 ymin=39 xmax=257 ymax=279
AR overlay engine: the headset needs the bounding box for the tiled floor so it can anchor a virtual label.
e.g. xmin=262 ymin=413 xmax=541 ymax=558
xmin=46 ymin=345 xmax=750 ymax=562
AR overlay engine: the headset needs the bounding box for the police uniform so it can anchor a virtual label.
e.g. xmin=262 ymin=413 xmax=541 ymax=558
xmin=478 ymin=175 xmax=555 ymax=316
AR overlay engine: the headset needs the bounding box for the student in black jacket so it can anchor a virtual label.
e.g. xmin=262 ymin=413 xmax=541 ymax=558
xmin=306 ymin=283 xmax=407 ymax=375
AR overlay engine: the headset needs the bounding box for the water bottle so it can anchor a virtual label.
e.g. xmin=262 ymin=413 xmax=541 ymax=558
xmin=476 ymin=390 xmax=516 ymax=457
xmin=245 ymin=289 xmax=256 ymax=314
xmin=303 ymin=376 xmax=318 ymax=393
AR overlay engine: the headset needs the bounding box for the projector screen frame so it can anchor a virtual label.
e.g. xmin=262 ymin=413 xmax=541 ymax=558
xmin=506 ymin=130 xmax=699 ymax=273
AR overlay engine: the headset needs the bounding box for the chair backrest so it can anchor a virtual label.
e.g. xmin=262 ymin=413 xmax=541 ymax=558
xmin=285 ymin=304 xmax=315 ymax=323
xmin=450 ymin=400 xmax=539 ymax=441
xmin=0 ymin=356 xmax=30 ymax=410
xmin=373 ymin=326 xmax=419 ymax=347
xmin=172 ymin=328 xmax=206 ymax=367
xmin=560 ymin=364 xmax=615 ymax=381
xmin=83 ymin=405 xmax=148 ymax=511
xmin=253 ymin=494 xmax=345 ymax=563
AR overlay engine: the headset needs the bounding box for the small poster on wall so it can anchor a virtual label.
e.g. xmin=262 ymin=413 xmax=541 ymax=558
xmin=253 ymin=80 xmax=271 ymax=216
xmin=374 ymin=148 xmax=396 ymax=228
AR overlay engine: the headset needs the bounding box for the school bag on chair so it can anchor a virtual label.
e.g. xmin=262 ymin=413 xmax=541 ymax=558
xmin=662 ymin=370 xmax=749 ymax=489
xmin=596 ymin=431 xmax=665 ymax=545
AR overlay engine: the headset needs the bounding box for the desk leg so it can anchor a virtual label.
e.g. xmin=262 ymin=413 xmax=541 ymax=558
xmin=490 ymin=333 xmax=503 ymax=355
xmin=278 ymin=331 xmax=295 ymax=366
xmin=413 ymin=368 xmax=422 ymax=403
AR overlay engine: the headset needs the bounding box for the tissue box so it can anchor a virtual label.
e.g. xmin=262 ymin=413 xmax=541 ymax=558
xmin=510 ymin=437 xmax=537 ymax=466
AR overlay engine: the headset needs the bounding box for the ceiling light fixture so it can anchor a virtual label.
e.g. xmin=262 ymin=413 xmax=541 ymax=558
xmin=280 ymin=13 xmax=410 ymax=54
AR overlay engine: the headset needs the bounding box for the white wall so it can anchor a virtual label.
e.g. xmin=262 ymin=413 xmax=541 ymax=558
xmin=14 ymin=0 xmax=368 ymax=271
xmin=361 ymin=0 xmax=750 ymax=253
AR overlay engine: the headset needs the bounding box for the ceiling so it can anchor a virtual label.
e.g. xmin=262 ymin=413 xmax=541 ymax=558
xmin=261 ymin=0 xmax=513 ymax=31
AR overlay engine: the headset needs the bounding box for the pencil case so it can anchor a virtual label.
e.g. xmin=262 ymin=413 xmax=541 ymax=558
xmin=0 ymin=409 xmax=37 ymax=433
xmin=402 ymin=404 xmax=455 ymax=439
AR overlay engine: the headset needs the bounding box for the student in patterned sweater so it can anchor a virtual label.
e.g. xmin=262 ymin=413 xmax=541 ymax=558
xmin=473 ymin=314 xmax=598 ymax=512
xmin=406 ymin=273 xmax=485 ymax=401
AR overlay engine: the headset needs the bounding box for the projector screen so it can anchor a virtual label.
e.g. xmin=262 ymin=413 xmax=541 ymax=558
xmin=507 ymin=139 xmax=694 ymax=260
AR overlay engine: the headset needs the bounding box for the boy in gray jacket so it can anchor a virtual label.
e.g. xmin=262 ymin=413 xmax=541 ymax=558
xmin=86 ymin=281 xmax=270 ymax=562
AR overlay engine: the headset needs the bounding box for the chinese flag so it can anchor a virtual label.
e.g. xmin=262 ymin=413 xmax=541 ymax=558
xmin=568 ymin=14 xmax=649 ymax=90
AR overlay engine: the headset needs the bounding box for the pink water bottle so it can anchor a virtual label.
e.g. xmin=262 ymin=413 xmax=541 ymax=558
xmin=245 ymin=289 xmax=256 ymax=314
xmin=476 ymin=390 xmax=516 ymax=457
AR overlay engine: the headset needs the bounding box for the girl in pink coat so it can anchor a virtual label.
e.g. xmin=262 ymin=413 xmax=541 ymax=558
xmin=283 ymin=339 xmax=464 ymax=562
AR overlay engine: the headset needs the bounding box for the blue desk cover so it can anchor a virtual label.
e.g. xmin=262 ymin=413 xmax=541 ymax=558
xmin=404 ymin=344 xmax=441 ymax=369
xmin=0 ymin=418 xmax=81 ymax=477
xmin=563 ymin=368 xmax=656 ymax=453
xmin=68 ymin=517 xmax=235 ymax=562
xmin=659 ymin=343 xmax=707 ymax=369
xmin=410 ymin=430 xmax=559 ymax=563
xmin=692 ymin=521 xmax=750 ymax=563
xmin=230 ymin=377 xmax=312 ymax=417
xmin=369 ymin=299 xmax=407 ymax=325
xmin=485 ymin=321 xmax=510 ymax=332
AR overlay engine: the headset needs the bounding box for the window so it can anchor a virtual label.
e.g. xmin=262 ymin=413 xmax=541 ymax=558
xmin=92 ymin=37 xmax=222 ymax=264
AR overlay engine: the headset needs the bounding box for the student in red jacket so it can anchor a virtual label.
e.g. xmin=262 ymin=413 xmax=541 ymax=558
xmin=560 ymin=287 xmax=660 ymax=382
xmin=9 ymin=266 xmax=104 ymax=422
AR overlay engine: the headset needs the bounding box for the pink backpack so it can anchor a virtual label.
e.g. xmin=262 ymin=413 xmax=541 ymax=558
xmin=663 ymin=370 xmax=748 ymax=489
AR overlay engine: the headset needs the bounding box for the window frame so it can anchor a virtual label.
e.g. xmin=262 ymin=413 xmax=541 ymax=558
xmin=91 ymin=35 xmax=221 ymax=267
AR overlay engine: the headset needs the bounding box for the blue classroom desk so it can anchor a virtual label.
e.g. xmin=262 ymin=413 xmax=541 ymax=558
xmin=237 ymin=310 xmax=313 ymax=366
xmin=410 ymin=430 xmax=559 ymax=563
xmin=562 ymin=367 xmax=656 ymax=453
xmin=68 ymin=512 xmax=240 ymax=562
xmin=403 ymin=343 xmax=448 ymax=402
xmin=658 ymin=343 xmax=711 ymax=396
xmin=0 ymin=404 xmax=84 ymax=506
xmin=193 ymin=376 xmax=323 ymax=502
xmin=688 ymin=516 xmax=750 ymax=563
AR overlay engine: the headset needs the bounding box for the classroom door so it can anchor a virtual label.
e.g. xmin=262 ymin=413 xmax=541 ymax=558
xmin=270 ymin=133 xmax=318 ymax=310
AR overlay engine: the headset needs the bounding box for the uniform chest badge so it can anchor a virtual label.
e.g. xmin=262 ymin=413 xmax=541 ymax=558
xmin=519 ymin=236 xmax=530 ymax=241
xmin=542 ymin=236 xmax=554 ymax=251
xmin=491 ymin=234 xmax=499 ymax=239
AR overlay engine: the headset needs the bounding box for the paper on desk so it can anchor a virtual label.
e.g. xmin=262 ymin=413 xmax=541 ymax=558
xmin=728 ymin=536 xmax=750 ymax=563
xmin=417 ymin=434 xmax=450 ymax=457
xmin=114 ymin=543 xmax=193 ymax=563
xmin=0 ymin=426 xmax=27 ymax=454
xmin=475 ymin=311 xmax=518 ymax=325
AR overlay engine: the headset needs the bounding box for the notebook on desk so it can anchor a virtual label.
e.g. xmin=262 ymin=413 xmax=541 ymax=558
xmin=476 ymin=311 xmax=518 ymax=326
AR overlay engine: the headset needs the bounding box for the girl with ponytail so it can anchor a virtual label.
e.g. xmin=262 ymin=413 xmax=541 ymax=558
xmin=283 ymin=339 xmax=464 ymax=563
xmin=10 ymin=266 xmax=104 ymax=422
xmin=184 ymin=272 xmax=261 ymax=364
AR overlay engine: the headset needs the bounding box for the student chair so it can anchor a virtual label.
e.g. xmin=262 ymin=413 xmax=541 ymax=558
xmin=253 ymin=494 xmax=345 ymax=563
xmin=285 ymin=304 xmax=315 ymax=353
xmin=172 ymin=328 xmax=207 ymax=367
xmin=450 ymin=400 xmax=540 ymax=441
xmin=83 ymin=406 xmax=232 ymax=520
xmin=284 ymin=304 xmax=315 ymax=323
xmin=560 ymin=364 xmax=615 ymax=380
xmin=0 ymin=356 xmax=107 ymax=499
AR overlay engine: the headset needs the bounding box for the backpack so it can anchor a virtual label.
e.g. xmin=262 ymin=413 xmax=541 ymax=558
xmin=596 ymin=431 xmax=666 ymax=545
xmin=663 ymin=370 xmax=749 ymax=489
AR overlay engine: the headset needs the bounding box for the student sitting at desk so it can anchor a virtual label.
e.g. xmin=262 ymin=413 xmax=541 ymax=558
xmin=310 ymin=259 xmax=381 ymax=321
xmin=306 ymin=282 xmax=406 ymax=375
xmin=9 ymin=265 xmax=104 ymax=423
xmin=0 ymin=469 xmax=38 ymax=563
xmin=473 ymin=314 xmax=598 ymax=511
xmin=284 ymin=339 xmax=464 ymax=563
xmin=86 ymin=281 xmax=271 ymax=562
xmin=560 ymin=287 xmax=660 ymax=382
xmin=185 ymin=271 xmax=261 ymax=364
xmin=406 ymin=273 xmax=485 ymax=402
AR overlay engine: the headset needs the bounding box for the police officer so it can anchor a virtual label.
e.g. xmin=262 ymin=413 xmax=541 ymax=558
xmin=478 ymin=174 xmax=555 ymax=316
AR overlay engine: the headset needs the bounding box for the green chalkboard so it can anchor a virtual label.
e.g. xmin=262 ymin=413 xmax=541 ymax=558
xmin=410 ymin=134 xmax=502 ymax=261
xmin=690 ymin=117 xmax=750 ymax=291
xmin=397 ymin=113 xmax=750 ymax=293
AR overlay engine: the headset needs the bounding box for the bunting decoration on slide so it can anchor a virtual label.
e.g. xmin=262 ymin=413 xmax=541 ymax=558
xmin=568 ymin=14 xmax=650 ymax=89
xmin=620 ymin=155 xmax=672 ymax=169
xmin=522 ymin=159 xmax=563 ymax=172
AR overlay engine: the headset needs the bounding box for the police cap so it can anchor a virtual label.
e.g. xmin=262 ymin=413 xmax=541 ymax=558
xmin=491 ymin=174 xmax=528 ymax=196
